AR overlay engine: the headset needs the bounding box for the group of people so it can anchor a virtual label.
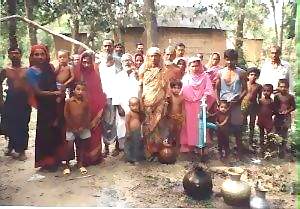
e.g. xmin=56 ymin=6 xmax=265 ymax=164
xmin=0 ymin=39 xmax=295 ymax=175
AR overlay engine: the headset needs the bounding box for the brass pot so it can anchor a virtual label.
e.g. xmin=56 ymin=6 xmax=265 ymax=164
xmin=182 ymin=166 xmax=213 ymax=200
xmin=158 ymin=143 xmax=177 ymax=164
xmin=250 ymin=187 xmax=270 ymax=209
xmin=221 ymin=167 xmax=251 ymax=207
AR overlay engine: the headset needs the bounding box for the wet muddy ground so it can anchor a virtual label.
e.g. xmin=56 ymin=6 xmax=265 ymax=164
xmin=0 ymin=110 xmax=296 ymax=208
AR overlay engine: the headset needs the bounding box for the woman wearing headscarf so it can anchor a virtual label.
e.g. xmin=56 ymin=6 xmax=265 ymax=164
xmin=205 ymin=52 xmax=222 ymax=89
xmin=180 ymin=57 xmax=216 ymax=156
xmin=74 ymin=52 xmax=106 ymax=166
xmin=26 ymin=44 xmax=67 ymax=171
xmin=139 ymin=47 xmax=168 ymax=161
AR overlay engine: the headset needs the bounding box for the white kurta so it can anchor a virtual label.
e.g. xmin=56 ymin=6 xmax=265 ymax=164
xmin=112 ymin=70 xmax=140 ymax=140
xmin=258 ymin=60 xmax=293 ymax=94
xmin=99 ymin=64 xmax=118 ymax=99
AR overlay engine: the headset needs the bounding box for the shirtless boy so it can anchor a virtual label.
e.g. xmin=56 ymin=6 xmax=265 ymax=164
xmin=257 ymin=84 xmax=274 ymax=152
xmin=124 ymin=97 xmax=145 ymax=163
xmin=166 ymin=80 xmax=185 ymax=151
xmin=243 ymin=67 xmax=262 ymax=145
xmin=273 ymin=79 xmax=296 ymax=158
xmin=55 ymin=50 xmax=75 ymax=100
xmin=215 ymin=101 xmax=230 ymax=159
xmin=64 ymin=81 xmax=91 ymax=175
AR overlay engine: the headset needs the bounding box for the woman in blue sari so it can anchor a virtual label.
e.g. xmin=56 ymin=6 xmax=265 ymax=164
xmin=26 ymin=44 xmax=70 ymax=171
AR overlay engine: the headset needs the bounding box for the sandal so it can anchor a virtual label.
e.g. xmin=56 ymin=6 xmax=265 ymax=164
xmin=63 ymin=168 xmax=71 ymax=175
xmin=79 ymin=167 xmax=87 ymax=175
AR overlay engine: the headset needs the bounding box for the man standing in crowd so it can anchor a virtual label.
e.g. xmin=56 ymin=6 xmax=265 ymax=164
xmin=136 ymin=43 xmax=144 ymax=56
xmin=175 ymin=43 xmax=186 ymax=58
xmin=258 ymin=45 xmax=293 ymax=94
xmin=0 ymin=47 xmax=31 ymax=161
xmin=215 ymin=49 xmax=247 ymax=159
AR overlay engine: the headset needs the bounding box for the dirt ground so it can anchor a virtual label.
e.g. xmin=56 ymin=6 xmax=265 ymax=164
xmin=0 ymin=109 xmax=296 ymax=208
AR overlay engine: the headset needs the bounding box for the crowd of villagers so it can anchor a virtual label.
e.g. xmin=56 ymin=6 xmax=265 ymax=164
xmin=0 ymin=39 xmax=295 ymax=175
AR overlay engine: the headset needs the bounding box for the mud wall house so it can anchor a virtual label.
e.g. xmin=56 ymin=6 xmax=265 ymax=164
xmin=123 ymin=6 xmax=227 ymax=64
xmin=242 ymin=38 xmax=264 ymax=65
xmin=52 ymin=26 xmax=89 ymax=54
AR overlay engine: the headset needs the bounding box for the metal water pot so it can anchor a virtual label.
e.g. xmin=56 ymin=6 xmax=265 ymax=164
xmin=158 ymin=143 xmax=177 ymax=164
xmin=183 ymin=166 xmax=213 ymax=200
xmin=221 ymin=167 xmax=251 ymax=207
xmin=250 ymin=186 xmax=270 ymax=209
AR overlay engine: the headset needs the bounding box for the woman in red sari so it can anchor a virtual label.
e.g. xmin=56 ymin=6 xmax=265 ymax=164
xmin=74 ymin=52 xmax=106 ymax=166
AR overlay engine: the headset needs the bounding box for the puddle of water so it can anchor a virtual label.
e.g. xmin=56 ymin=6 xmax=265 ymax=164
xmin=95 ymin=187 xmax=132 ymax=207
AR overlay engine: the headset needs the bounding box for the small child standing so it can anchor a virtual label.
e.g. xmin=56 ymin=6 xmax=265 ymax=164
xmin=257 ymin=84 xmax=275 ymax=146
xmin=273 ymin=79 xmax=296 ymax=158
xmin=124 ymin=97 xmax=145 ymax=164
xmin=166 ymin=80 xmax=185 ymax=151
xmin=63 ymin=82 xmax=92 ymax=175
xmin=215 ymin=101 xmax=230 ymax=159
xmin=242 ymin=67 xmax=262 ymax=144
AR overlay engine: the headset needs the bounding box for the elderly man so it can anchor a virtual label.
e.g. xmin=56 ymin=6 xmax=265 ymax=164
xmin=139 ymin=47 xmax=168 ymax=161
xmin=113 ymin=53 xmax=140 ymax=156
xmin=258 ymin=45 xmax=293 ymax=94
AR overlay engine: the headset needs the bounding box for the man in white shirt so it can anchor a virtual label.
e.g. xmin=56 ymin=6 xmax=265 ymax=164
xmin=258 ymin=45 xmax=293 ymax=94
xmin=99 ymin=54 xmax=123 ymax=157
xmin=112 ymin=53 xmax=140 ymax=156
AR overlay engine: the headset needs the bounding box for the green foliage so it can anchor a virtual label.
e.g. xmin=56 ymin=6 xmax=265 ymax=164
xmin=283 ymin=1 xmax=296 ymax=39
xmin=210 ymin=0 xmax=270 ymax=38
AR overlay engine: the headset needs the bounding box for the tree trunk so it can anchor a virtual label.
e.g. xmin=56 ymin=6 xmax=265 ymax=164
xmin=279 ymin=1 xmax=284 ymax=49
xmin=143 ymin=0 xmax=158 ymax=48
xmin=7 ymin=0 xmax=18 ymax=48
xmin=235 ymin=0 xmax=246 ymax=68
xmin=24 ymin=0 xmax=37 ymax=45
xmin=270 ymin=0 xmax=279 ymax=45
xmin=71 ymin=16 xmax=80 ymax=54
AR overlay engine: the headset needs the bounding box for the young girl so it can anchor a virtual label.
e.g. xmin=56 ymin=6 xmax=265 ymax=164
xmin=63 ymin=81 xmax=92 ymax=175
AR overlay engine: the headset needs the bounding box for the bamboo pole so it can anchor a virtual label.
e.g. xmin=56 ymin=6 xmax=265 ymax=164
xmin=0 ymin=15 xmax=93 ymax=52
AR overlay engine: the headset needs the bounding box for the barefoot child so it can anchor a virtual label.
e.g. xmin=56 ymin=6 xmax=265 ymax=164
xmin=215 ymin=101 xmax=230 ymax=159
xmin=257 ymin=84 xmax=275 ymax=147
xmin=63 ymin=81 xmax=92 ymax=175
xmin=273 ymin=79 xmax=296 ymax=158
xmin=124 ymin=97 xmax=145 ymax=163
xmin=166 ymin=80 xmax=185 ymax=151
xmin=243 ymin=67 xmax=262 ymax=145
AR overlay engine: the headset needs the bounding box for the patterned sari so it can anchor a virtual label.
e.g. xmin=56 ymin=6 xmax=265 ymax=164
xmin=140 ymin=66 xmax=167 ymax=157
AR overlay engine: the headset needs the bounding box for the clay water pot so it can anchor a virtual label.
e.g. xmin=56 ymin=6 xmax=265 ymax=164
xmin=158 ymin=143 xmax=177 ymax=164
xmin=182 ymin=166 xmax=213 ymax=200
xmin=250 ymin=188 xmax=270 ymax=209
xmin=221 ymin=167 xmax=251 ymax=207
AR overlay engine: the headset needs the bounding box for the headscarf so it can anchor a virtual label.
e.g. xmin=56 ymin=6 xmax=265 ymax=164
xmin=29 ymin=44 xmax=50 ymax=67
xmin=74 ymin=52 xmax=106 ymax=116
xmin=121 ymin=53 xmax=133 ymax=62
xmin=142 ymin=47 xmax=164 ymax=70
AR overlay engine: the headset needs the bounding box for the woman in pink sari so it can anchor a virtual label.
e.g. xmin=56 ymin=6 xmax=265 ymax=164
xmin=180 ymin=57 xmax=215 ymax=155
xmin=74 ymin=52 xmax=106 ymax=166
